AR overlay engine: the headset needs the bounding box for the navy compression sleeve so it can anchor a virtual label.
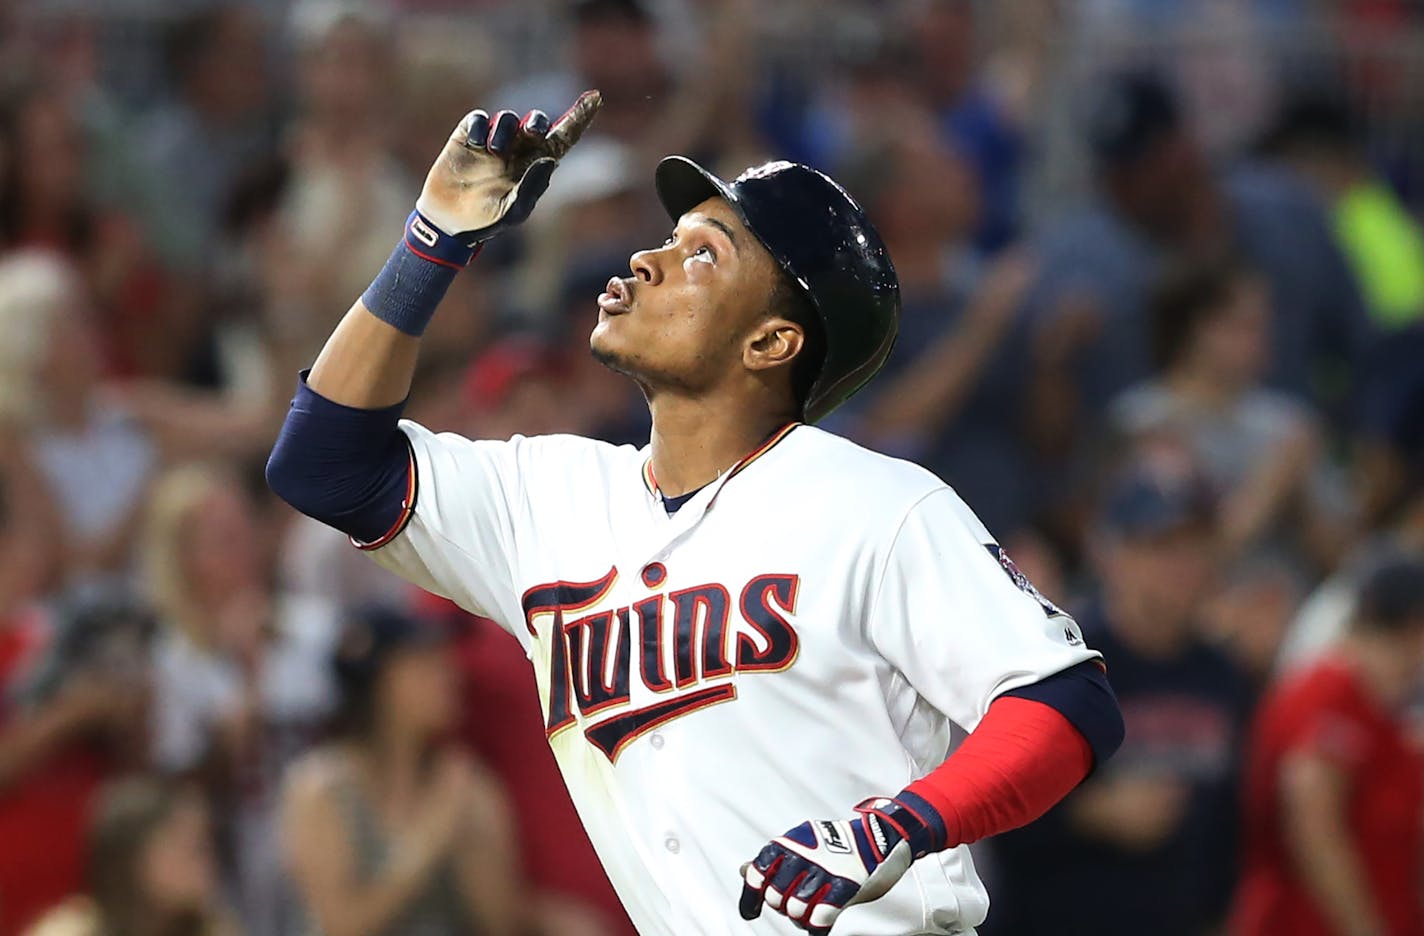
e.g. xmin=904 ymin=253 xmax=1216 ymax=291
xmin=1003 ymin=659 xmax=1123 ymax=767
xmin=265 ymin=372 xmax=414 ymax=546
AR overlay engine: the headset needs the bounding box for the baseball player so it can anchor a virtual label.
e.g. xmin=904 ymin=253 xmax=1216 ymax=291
xmin=268 ymin=91 xmax=1124 ymax=936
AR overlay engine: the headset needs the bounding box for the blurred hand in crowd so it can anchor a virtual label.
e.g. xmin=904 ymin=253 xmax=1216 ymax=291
xmin=1069 ymin=772 xmax=1192 ymax=853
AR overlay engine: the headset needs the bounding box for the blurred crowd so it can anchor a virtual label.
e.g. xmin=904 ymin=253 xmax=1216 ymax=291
xmin=1 ymin=0 xmax=1423 ymax=935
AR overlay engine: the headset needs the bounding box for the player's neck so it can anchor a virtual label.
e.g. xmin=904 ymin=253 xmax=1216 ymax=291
xmin=1344 ymin=636 xmax=1417 ymax=709
xmin=647 ymin=396 xmax=795 ymax=497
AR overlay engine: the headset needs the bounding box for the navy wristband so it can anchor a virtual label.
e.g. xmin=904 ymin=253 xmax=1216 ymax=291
xmin=359 ymin=211 xmax=478 ymax=337
xmin=880 ymin=791 xmax=948 ymax=858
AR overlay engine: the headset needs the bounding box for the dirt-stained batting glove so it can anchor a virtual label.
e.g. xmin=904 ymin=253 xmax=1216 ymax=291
xmin=739 ymin=795 xmax=946 ymax=935
xmin=414 ymin=89 xmax=602 ymax=248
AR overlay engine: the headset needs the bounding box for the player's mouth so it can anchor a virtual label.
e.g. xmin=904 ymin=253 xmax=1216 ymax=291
xmin=598 ymin=277 xmax=633 ymax=316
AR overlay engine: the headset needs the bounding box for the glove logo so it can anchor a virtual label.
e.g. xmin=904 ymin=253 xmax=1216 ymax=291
xmin=409 ymin=215 xmax=441 ymax=248
xmin=819 ymin=821 xmax=852 ymax=854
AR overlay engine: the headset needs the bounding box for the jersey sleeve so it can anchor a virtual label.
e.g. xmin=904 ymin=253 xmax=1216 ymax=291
xmin=867 ymin=486 xmax=1101 ymax=732
xmin=360 ymin=421 xmax=531 ymax=646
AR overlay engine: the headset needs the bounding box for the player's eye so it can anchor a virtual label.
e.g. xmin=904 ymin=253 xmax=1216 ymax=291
xmin=693 ymin=245 xmax=715 ymax=261
xmin=662 ymin=234 xmax=676 ymax=248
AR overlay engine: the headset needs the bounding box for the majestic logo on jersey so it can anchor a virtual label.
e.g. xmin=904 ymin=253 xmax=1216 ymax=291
xmin=521 ymin=567 xmax=799 ymax=762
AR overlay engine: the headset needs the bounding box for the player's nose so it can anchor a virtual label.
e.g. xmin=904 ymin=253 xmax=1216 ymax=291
xmin=629 ymin=248 xmax=661 ymax=285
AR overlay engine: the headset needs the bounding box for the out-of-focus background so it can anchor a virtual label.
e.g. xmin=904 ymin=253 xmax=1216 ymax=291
xmin=1 ymin=0 xmax=1423 ymax=934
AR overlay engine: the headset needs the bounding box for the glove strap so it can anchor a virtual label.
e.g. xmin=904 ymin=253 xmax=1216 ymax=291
xmin=360 ymin=211 xmax=479 ymax=337
xmin=403 ymin=210 xmax=480 ymax=267
xmin=857 ymin=792 xmax=948 ymax=860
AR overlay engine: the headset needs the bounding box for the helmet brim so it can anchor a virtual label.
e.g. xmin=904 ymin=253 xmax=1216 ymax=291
xmin=654 ymin=155 xmax=740 ymax=226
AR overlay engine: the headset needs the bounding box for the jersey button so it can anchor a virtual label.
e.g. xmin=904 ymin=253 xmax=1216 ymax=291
xmin=650 ymin=732 xmax=664 ymax=750
xmin=664 ymin=835 xmax=680 ymax=854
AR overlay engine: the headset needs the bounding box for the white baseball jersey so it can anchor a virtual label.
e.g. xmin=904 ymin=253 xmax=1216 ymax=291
xmin=363 ymin=420 xmax=1100 ymax=936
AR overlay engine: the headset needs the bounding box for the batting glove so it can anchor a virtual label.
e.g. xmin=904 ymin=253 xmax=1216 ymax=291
xmin=739 ymin=794 xmax=947 ymax=934
xmin=414 ymin=89 xmax=602 ymax=248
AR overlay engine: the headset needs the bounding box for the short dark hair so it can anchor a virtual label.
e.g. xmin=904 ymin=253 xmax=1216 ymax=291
xmin=331 ymin=604 xmax=444 ymax=741
xmin=573 ymin=0 xmax=651 ymax=27
xmin=1259 ymin=87 xmax=1358 ymax=160
xmin=1088 ymin=69 xmax=1183 ymax=171
xmin=1353 ymin=553 xmax=1424 ymax=635
xmin=1150 ymin=254 xmax=1248 ymax=371
xmin=767 ymin=272 xmax=825 ymax=417
xmin=166 ymin=5 xmax=234 ymax=84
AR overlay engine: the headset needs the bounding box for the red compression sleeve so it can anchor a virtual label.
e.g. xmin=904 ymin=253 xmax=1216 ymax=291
xmin=905 ymin=696 xmax=1092 ymax=847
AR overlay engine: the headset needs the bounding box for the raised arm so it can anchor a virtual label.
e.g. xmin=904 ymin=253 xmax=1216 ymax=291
xmin=266 ymin=94 xmax=601 ymax=538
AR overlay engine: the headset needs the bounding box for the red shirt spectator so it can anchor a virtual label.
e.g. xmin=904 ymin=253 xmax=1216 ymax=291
xmin=0 ymin=610 xmax=110 ymax=936
xmin=1235 ymin=651 xmax=1424 ymax=936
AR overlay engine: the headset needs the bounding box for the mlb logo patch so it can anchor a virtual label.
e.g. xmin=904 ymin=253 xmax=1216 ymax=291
xmin=985 ymin=544 xmax=1069 ymax=621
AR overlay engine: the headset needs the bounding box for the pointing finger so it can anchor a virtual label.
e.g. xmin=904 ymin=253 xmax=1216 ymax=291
xmin=546 ymin=89 xmax=603 ymax=160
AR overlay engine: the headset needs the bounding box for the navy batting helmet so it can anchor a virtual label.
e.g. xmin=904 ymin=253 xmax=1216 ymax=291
xmin=654 ymin=156 xmax=900 ymax=423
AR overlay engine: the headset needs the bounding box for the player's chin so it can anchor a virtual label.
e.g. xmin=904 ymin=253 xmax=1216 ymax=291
xmin=589 ymin=330 xmax=635 ymax=376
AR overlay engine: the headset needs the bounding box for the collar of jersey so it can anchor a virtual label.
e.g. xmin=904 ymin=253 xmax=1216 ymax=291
xmin=641 ymin=421 xmax=800 ymax=509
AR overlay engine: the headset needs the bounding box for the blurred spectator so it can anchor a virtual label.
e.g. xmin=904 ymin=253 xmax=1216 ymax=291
xmin=1023 ymin=69 xmax=1369 ymax=482
xmin=1262 ymin=91 xmax=1424 ymax=332
xmin=0 ymin=251 xmax=157 ymax=590
xmin=0 ymin=598 xmax=152 ymax=936
xmin=902 ymin=0 xmax=1041 ymax=252
xmin=1070 ymin=0 xmax=1286 ymax=156
xmin=133 ymin=5 xmax=276 ymax=270
xmin=986 ymin=458 xmax=1252 ymax=936
xmin=0 ymin=83 xmax=191 ymax=380
xmin=0 ymin=420 xmax=59 ymax=606
xmin=494 ymin=0 xmax=671 ymax=144
xmin=1278 ymin=486 xmax=1424 ymax=673
xmin=1110 ymin=254 xmax=1346 ymax=570
xmin=1203 ymin=555 xmax=1306 ymax=684
xmin=456 ymin=336 xmax=585 ymax=441
xmin=1233 ymin=553 xmax=1424 ymax=936
xmin=494 ymin=0 xmax=761 ymax=173
xmin=24 ymin=779 xmax=240 ymax=936
xmin=1354 ymin=321 xmax=1424 ymax=528
xmin=277 ymin=2 xmax=414 ymax=344
xmin=142 ymin=465 xmax=338 ymax=936
xmin=282 ymin=605 xmax=522 ymax=936
xmin=829 ymin=124 xmax=1044 ymax=536
xmin=451 ymin=607 xmax=635 ymax=936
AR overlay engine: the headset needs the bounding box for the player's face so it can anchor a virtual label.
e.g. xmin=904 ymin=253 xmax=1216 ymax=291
xmin=590 ymin=196 xmax=784 ymax=395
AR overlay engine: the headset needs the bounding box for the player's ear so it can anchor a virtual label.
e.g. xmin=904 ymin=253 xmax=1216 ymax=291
xmin=744 ymin=318 xmax=804 ymax=373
